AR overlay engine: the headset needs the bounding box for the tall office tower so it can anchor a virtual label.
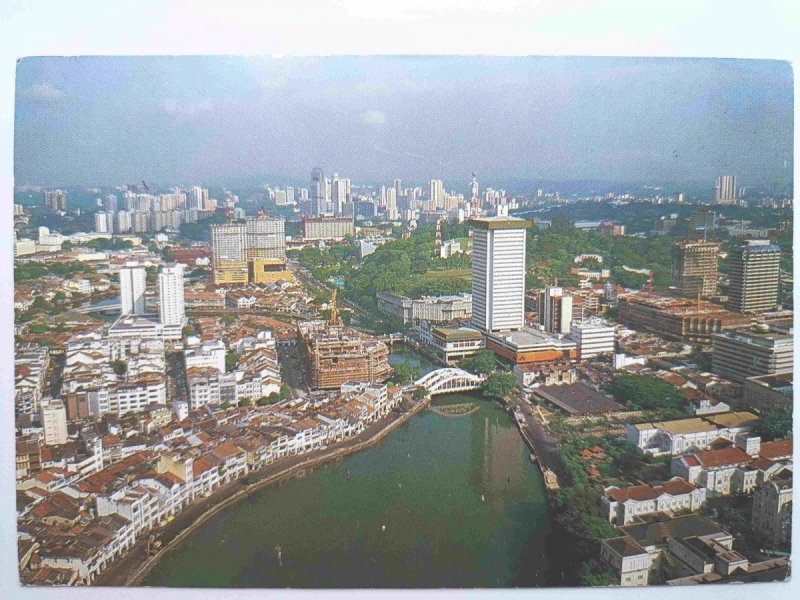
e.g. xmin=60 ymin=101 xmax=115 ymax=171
xmin=393 ymin=179 xmax=402 ymax=200
xmin=119 ymin=263 xmax=147 ymax=315
xmin=211 ymin=224 xmax=248 ymax=285
xmin=470 ymin=216 xmax=530 ymax=333
xmin=285 ymin=186 xmax=295 ymax=204
xmin=331 ymin=176 xmax=348 ymax=216
xmin=40 ymin=398 xmax=68 ymax=445
xmin=159 ymin=263 xmax=186 ymax=327
xmin=408 ymin=188 xmax=418 ymax=210
xmin=274 ymin=189 xmax=288 ymax=206
xmin=386 ymin=188 xmax=397 ymax=217
xmin=311 ymin=167 xmax=327 ymax=215
xmin=95 ymin=211 xmax=109 ymax=233
xmin=470 ymin=172 xmax=479 ymax=200
xmin=714 ymin=175 xmax=738 ymax=204
xmin=672 ymin=241 xmax=720 ymax=297
xmin=429 ymin=179 xmax=445 ymax=208
xmin=727 ymin=240 xmax=781 ymax=313
xmin=44 ymin=189 xmax=67 ymax=211
xmin=299 ymin=188 xmax=309 ymax=201
xmin=245 ymin=216 xmax=286 ymax=260
xmin=540 ymin=286 xmax=574 ymax=334
xmin=188 ymin=186 xmax=203 ymax=210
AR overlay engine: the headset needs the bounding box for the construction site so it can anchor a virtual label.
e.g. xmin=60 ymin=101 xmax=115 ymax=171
xmin=617 ymin=293 xmax=753 ymax=345
xmin=297 ymin=291 xmax=392 ymax=390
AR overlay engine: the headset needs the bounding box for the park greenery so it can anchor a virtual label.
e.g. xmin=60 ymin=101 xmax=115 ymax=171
xmin=460 ymin=349 xmax=497 ymax=374
xmin=607 ymin=372 xmax=686 ymax=416
xmin=480 ymin=372 xmax=516 ymax=399
xmin=756 ymin=409 xmax=793 ymax=440
xmin=392 ymin=361 xmax=422 ymax=385
xmin=15 ymin=261 xmax=95 ymax=283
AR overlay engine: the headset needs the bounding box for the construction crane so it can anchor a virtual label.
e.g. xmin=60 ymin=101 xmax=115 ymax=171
xmin=622 ymin=265 xmax=654 ymax=294
xmin=142 ymin=180 xmax=150 ymax=192
xmin=329 ymin=288 xmax=339 ymax=326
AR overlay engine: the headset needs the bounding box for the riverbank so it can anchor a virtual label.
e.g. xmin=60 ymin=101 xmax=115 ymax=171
xmin=93 ymin=393 xmax=431 ymax=587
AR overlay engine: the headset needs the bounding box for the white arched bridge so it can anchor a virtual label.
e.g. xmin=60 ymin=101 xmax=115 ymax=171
xmin=414 ymin=368 xmax=486 ymax=396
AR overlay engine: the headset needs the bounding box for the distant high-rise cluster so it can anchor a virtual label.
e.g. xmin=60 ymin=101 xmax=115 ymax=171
xmin=94 ymin=188 xmax=215 ymax=235
xmin=44 ymin=189 xmax=67 ymax=211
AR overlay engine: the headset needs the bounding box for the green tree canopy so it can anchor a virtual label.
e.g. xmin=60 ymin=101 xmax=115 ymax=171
xmin=461 ymin=350 xmax=496 ymax=375
xmin=481 ymin=372 xmax=516 ymax=399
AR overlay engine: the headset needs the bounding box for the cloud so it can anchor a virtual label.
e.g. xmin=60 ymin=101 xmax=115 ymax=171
xmin=18 ymin=82 xmax=65 ymax=100
xmin=160 ymin=98 xmax=213 ymax=117
xmin=361 ymin=109 xmax=386 ymax=125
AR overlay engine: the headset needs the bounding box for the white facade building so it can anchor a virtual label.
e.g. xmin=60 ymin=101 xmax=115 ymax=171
xmin=571 ymin=318 xmax=615 ymax=360
xmin=119 ymin=263 xmax=147 ymax=315
xmin=470 ymin=216 xmax=530 ymax=333
xmin=158 ymin=263 xmax=186 ymax=339
xmin=40 ymin=398 xmax=68 ymax=445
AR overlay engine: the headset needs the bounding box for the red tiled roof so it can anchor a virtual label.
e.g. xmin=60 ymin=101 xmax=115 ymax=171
xmin=607 ymin=478 xmax=696 ymax=503
xmin=192 ymin=457 xmax=214 ymax=476
xmin=694 ymin=447 xmax=751 ymax=469
xmin=760 ymin=439 xmax=793 ymax=461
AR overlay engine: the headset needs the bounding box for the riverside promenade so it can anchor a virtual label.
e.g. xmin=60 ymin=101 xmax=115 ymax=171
xmin=93 ymin=393 xmax=430 ymax=587
xmin=511 ymin=399 xmax=571 ymax=490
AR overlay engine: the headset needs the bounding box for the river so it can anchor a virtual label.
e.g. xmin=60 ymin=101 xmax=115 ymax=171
xmin=142 ymin=348 xmax=551 ymax=588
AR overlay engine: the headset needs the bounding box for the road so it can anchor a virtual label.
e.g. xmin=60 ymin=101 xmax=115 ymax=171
xmin=515 ymin=398 xmax=572 ymax=487
xmin=277 ymin=341 xmax=310 ymax=394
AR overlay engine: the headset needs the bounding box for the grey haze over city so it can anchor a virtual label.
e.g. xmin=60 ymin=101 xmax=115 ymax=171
xmin=14 ymin=56 xmax=793 ymax=189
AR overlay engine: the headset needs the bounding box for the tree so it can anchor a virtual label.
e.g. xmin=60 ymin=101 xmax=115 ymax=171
xmin=110 ymin=360 xmax=127 ymax=376
xmin=413 ymin=386 xmax=427 ymax=400
xmin=607 ymin=373 xmax=684 ymax=415
xmin=392 ymin=362 xmax=416 ymax=384
xmin=239 ymin=398 xmax=252 ymax=407
xmin=760 ymin=409 xmax=792 ymax=440
xmin=279 ymin=384 xmax=292 ymax=400
xmin=268 ymin=392 xmax=281 ymax=403
xmin=481 ymin=372 xmax=516 ymax=399
xmin=461 ymin=350 xmax=496 ymax=374
xmin=256 ymin=396 xmax=270 ymax=407
xmin=220 ymin=400 xmax=231 ymax=409
xmin=225 ymin=352 xmax=239 ymax=372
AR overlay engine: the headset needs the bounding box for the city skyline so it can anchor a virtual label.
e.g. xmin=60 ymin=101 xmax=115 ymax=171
xmin=15 ymin=56 xmax=793 ymax=189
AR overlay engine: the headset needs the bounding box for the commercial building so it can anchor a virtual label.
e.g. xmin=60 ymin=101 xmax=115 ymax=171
xmin=248 ymin=258 xmax=293 ymax=284
xmin=741 ymin=371 xmax=793 ymax=414
xmin=40 ymin=399 xmax=68 ymax=446
xmin=726 ymin=240 xmax=781 ymax=314
xmin=298 ymin=321 xmax=391 ymax=390
xmin=244 ymin=216 xmax=286 ymax=261
xmin=533 ymin=382 xmax=625 ymax=415
xmin=539 ymin=286 xmax=573 ymax=334
xmin=211 ymin=224 xmax=247 ymax=285
xmin=428 ymin=326 xmax=484 ymax=364
xmin=376 ymin=292 xmax=472 ymax=324
xmin=158 ymin=263 xmax=185 ymax=339
xmin=470 ymin=216 xmax=530 ymax=333
xmin=485 ymin=327 xmax=577 ymax=365
xmin=712 ymin=328 xmax=793 ymax=383
xmin=301 ymin=216 xmax=355 ymax=241
xmin=570 ymin=318 xmax=615 ymax=360
xmin=672 ymin=241 xmax=720 ymax=297
xmin=617 ymin=293 xmax=752 ymax=345
xmin=119 ymin=264 xmax=147 ymax=316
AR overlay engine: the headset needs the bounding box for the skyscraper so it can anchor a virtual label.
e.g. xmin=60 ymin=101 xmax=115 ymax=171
xmin=470 ymin=173 xmax=479 ymax=200
xmin=158 ymin=263 xmax=186 ymax=328
xmin=429 ymin=179 xmax=444 ymax=208
xmin=714 ymin=175 xmax=738 ymax=205
xmin=119 ymin=263 xmax=147 ymax=315
xmin=470 ymin=216 xmax=530 ymax=333
xmin=727 ymin=240 xmax=781 ymax=313
xmin=540 ymin=286 xmax=573 ymax=334
xmin=188 ymin=186 xmax=209 ymax=210
xmin=331 ymin=175 xmax=349 ymax=216
xmin=672 ymin=240 xmax=720 ymax=297
xmin=311 ymin=167 xmax=327 ymax=216
xmin=211 ymin=224 xmax=248 ymax=285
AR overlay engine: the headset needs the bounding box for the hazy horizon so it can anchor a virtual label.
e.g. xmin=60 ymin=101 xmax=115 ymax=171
xmin=15 ymin=56 xmax=793 ymax=190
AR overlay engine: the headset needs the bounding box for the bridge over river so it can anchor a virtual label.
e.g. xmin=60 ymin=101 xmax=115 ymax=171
xmin=414 ymin=368 xmax=485 ymax=396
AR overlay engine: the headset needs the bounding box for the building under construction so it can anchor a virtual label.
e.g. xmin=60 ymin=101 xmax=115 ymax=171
xmin=617 ymin=293 xmax=752 ymax=345
xmin=297 ymin=320 xmax=391 ymax=390
xmin=671 ymin=240 xmax=720 ymax=297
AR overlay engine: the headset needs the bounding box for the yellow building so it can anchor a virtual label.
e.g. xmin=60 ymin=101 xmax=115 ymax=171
xmin=213 ymin=262 xmax=248 ymax=285
xmin=248 ymin=258 xmax=294 ymax=284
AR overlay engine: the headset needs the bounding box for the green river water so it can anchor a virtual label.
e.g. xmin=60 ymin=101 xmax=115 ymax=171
xmin=142 ymin=348 xmax=551 ymax=588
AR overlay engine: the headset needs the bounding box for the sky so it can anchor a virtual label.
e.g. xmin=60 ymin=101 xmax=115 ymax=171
xmin=14 ymin=55 xmax=794 ymax=190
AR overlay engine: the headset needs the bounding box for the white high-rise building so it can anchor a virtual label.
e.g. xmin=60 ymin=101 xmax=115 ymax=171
xmin=159 ymin=263 xmax=186 ymax=333
xmin=571 ymin=318 xmax=615 ymax=360
xmin=95 ymin=211 xmax=109 ymax=233
xmin=470 ymin=216 xmax=530 ymax=333
xmin=714 ymin=175 xmax=738 ymax=205
xmin=120 ymin=263 xmax=147 ymax=315
xmin=542 ymin=286 xmax=573 ymax=334
xmin=331 ymin=175 xmax=349 ymax=216
xmin=40 ymin=398 xmax=68 ymax=445
xmin=429 ymin=179 xmax=445 ymax=208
